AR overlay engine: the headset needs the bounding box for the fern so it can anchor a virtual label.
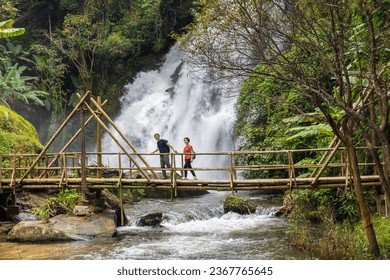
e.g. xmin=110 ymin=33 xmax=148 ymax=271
xmin=31 ymin=189 xmax=81 ymax=219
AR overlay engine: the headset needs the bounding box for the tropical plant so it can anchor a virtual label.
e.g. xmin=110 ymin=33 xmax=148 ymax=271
xmin=0 ymin=61 xmax=48 ymax=108
xmin=0 ymin=19 xmax=24 ymax=39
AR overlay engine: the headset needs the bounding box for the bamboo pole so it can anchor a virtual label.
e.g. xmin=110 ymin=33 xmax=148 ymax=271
xmin=3 ymin=180 xmax=382 ymax=191
xmin=233 ymin=153 xmax=237 ymax=181
xmin=38 ymin=99 xmax=108 ymax=179
xmin=58 ymin=153 xmax=67 ymax=188
xmin=96 ymin=96 xmax=103 ymax=179
xmin=80 ymin=95 xmax=87 ymax=198
xmin=89 ymin=97 xmax=159 ymax=179
xmin=229 ymin=152 xmax=234 ymax=194
xmin=288 ymin=150 xmax=296 ymax=190
xmin=44 ymin=155 xmax=48 ymax=178
xmin=4 ymin=174 xmax=380 ymax=185
xmin=10 ymin=155 xmax=16 ymax=192
xmin=173 ymin=153 xmax=177 ymax=198
xmin=118 ymin=153 xmax=124 ymax=226
xmin=310 ymin=141 xmax=342 ymax=186
xmin=18 ymin=91 xmax=91 ymax=183
xmin=81 ymin=98 xmax=152 ymax=182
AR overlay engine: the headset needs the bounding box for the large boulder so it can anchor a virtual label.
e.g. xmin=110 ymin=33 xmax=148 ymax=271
xmin=223 ymin=195 xmax=257 ymax=215
xmin=7 ymin=212 xmax=117 ymax=242
xmin=6 ymin=220 xmax=69 ymax=242
xmin=136 ymin=212 xmax=163 ymax=227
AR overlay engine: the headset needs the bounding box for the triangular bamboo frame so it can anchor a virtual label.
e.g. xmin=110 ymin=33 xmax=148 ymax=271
xmin=18 ymin=91 xmax=158 ymax=186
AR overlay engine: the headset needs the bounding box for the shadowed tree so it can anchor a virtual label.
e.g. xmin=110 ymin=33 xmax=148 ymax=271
xmin=178 ymin=0 xmax=389 ymax=255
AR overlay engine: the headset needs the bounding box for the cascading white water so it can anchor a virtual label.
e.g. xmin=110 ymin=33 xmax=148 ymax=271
xmin=102 ymin=45 xmax=239 ymax=178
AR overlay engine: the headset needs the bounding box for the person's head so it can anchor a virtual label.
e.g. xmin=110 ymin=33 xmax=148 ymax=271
xmin=183 ymin=137 xmax=190 ymax=144
xmin=154 ymin=133 xmax=160 ymax=141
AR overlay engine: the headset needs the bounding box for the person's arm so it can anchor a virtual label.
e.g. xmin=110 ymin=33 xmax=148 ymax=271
xmin=151 ymin=148 xmax=159 ymax=154
xmin=167 ymin=143 xmax=177 ymax=153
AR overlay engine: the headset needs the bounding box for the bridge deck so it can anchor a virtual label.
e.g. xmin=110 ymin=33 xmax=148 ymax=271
xmin=0 ymin=148 xmax=383 ymax=192
xmin=0 ymin=175 xmax=382 ymax=191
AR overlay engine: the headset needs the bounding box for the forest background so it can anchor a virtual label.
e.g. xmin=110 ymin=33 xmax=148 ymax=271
xmin=1 ymin=0 xmax=390 ymax=259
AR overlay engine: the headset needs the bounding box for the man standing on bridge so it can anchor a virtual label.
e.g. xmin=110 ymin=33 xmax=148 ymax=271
xmin=152 ymin=133 xmax=177 ymax=179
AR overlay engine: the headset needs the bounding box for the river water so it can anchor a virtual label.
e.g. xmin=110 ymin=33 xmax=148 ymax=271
xmin=0 ymin=191 xmax=313 ymax=260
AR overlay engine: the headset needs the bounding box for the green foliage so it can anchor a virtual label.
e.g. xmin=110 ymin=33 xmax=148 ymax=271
xmin=0 ymin=104 xmax=43 ymax=154
xmin=31 ymin=188 xmax=81 ymax=220
xmin=290 ymin=216 xmax=390 ymax=259
xmin=0 ymin=62 xmax=48 ymax=107
xmin=132 ymin=189 xmax=145 ymax=199
xmin=31 ymin=202 xmax=52 ymax=220
xmin=50 ymin=13 xmax=102 ymax=92
xmin=0 ymin=0 xmax=195 ymax=118
xmin=0 ymin=19 xmax=25 ymax=38
xmin=290 ymin=188 xmax=368 ymax=224
xmin=235 ymin=64 xmax=334 ymax=179
xmin=0 ymin=1 xmax=18 ymax=21
xmin=0 ymin=41 xmax=49 ymax=108
xmin=333 ymin=191 xmax=362 ymax=222
xmin=235 ymin=64 xmax=334 ymax=152
xmin=56 ymin=188 xmax=81 ymax=209
xmin=369 ymin=217 xmax=390 ymax=259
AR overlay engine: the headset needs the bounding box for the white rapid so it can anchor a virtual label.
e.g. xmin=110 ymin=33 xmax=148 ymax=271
xmin=102 ymin=45 xmax=239 ymax=178
xmin=0 ymin=191 xmax=313 ymax=260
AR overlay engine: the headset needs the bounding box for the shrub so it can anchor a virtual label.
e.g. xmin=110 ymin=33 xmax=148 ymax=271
xmin=31 ymin=189 xmax=81 ymax=219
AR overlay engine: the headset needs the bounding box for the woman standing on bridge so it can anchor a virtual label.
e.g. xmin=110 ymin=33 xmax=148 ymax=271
xmin=183 ymin=137 xmax=197 ymax=180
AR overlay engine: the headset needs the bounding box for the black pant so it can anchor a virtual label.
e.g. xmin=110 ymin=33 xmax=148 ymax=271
xmin=184 ymin=159 xmax=196 ymax=177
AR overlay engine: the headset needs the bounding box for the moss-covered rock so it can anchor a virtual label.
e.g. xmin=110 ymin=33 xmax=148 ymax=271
xmin=6 ymin=213 xmax=117 ymax=242
xmin=136 ymin=212 xmax=163 ymax=227
xmin=0 ymin=104 xmax=43 ymax=154
xmin=223 ymin=195 xmax=257 ymax=214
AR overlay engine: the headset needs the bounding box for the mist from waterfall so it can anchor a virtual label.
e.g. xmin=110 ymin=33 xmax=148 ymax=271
xmin=102 ymin=45 xmax=239 ymax=178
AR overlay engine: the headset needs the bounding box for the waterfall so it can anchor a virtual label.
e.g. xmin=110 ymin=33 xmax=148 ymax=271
xmin=102 ymin=45 xmax=239 ymax=178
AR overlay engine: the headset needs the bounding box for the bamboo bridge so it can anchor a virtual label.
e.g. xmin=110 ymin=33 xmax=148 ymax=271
xmin=0 ymin=92 xmax=387 ymax=219
xmin=0 ymin=149 xmax=383 ymax=192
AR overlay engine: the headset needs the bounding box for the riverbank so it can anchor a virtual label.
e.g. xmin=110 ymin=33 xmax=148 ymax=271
xmin=0 ymin=191 xmax=314 ymax=260
xmin=285 ymin=189 xmax=390 ymax=260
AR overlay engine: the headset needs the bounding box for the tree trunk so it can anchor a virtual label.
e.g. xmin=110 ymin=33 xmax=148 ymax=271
xmin=379 ymin=132 xmax=390 ymax=216
xmin=344 ymin=127 xmax=379 ymax=255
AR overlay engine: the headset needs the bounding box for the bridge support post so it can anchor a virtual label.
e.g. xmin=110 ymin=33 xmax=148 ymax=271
xmin=96 ymin=96 xmax=103 ymax=179
xmin=376 ymin=193 xmax=389 ymax=217
xmin=73 ymin=92 xmax=91 ymax=216
xmin=80 ymin=93 xmax=88 ymax=202
xmin=229 ymin=153 xmax=235 ymax=194
xmin=95 ymin=96 xmax=103 ymax=204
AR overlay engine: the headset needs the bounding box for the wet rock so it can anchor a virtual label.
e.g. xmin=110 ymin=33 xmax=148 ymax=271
xmin=223 ymin=195 xmax=257 ymax=215
xmin=0 ymin=221 xmax=17 ymax=241
xmin=17 ymin=192 xmax=50 ymax=209
xmin=136 ymin=212 xmax=163 ymax=227
xmin=274 ymin=206 xmax=289 ymax=217
xmin=275 ymin=195 xmax=294 ymax=217
xmin=6 ymin=220 xmax=70 ymax=242
xmin=7 ymin=212 xmax=117 ymax=242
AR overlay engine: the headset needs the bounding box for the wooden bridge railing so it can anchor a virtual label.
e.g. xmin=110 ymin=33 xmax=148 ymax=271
xmin=0 ymin=147 xmax=382 ymax=193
